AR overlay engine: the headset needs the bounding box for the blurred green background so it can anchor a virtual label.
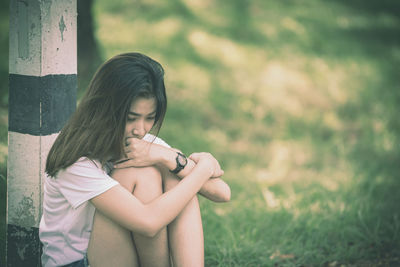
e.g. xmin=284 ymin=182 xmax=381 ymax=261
xmin=1 ymin=0 xmax=400 ymax=265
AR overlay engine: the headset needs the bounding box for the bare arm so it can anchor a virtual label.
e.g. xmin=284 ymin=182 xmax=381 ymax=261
xmin=91 ymin=153 xmax=216 ymax=237
xmin=115 ymin=139 xmax=231 ymax=202
xmin=160 ymin=148 xmax=231 ymax=202
xmin=197 ymin=177 xmax=231 ymax=202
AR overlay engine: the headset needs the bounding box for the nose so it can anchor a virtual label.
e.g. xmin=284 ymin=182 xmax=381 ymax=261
xmin=132 ymin=120 xmax=145 ymax=138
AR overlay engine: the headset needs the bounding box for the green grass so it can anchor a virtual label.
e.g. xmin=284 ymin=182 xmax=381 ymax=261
xmin=2 ymin=0 xmax=400 ymax=265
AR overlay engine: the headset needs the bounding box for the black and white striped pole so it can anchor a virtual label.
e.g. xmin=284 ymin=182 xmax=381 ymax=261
xmin=7 ymin=0 xmax=77 ymax=266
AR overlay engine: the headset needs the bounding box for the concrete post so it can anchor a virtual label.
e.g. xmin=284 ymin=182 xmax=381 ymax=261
xmin=7 ymin=0 xmax=77 ymax=266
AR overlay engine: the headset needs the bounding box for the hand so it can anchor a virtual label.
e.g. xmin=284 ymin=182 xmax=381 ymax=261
xmin=113 ymin=137 xmax=164 ymax=168
xmin=189 ymin=152 xmax=224 ymax=178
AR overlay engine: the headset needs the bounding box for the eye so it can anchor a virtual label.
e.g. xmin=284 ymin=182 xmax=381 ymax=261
xmin=146 ymin=117 xmax=156 ymax=121
xmin=127 ymin=117 xmax=137 ymax=122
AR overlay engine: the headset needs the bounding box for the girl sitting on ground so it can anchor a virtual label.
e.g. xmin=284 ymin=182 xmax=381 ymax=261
xmin=39 ymin=52 xmax=231 ymax=267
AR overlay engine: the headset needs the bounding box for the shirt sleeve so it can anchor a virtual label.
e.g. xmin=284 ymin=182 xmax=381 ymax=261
xmin=57 ymin=158 xmax=119 ymax=209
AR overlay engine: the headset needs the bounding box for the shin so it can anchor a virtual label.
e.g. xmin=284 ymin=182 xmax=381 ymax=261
xmin=130 ymin=166 xmax=170 ymax=267
xmin=163 ymin=169 xmax=204 ymax=267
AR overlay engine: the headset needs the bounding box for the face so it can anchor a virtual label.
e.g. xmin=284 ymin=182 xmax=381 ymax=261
xmin=124 ymin=97 xmax=157 ymax=140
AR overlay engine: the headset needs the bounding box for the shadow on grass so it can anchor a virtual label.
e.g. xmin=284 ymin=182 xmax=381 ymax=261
xmin=344 ymin=10 xmax=400 ymax=256
xmin=336 ymin=0 xmax=400 ymax=19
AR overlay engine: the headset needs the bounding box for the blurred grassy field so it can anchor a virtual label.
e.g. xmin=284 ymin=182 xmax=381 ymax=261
xmin=2 ymin=0 xmax=400 ymax=266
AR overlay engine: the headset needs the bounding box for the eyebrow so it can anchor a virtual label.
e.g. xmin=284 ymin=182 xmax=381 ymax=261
xmin=128 ymin=111 xmax=157 ymax=116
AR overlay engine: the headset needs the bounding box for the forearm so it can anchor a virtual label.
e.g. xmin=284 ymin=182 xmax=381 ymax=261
xmin=180 ymin=158 xmax=231 ymax=202
xmin=159 ymin=148 xmax=196 ymax=178
xmin=160 ymin=148 xmax=231 ymax=202
xmin=198 ymin=178 xmax=231 ymax=202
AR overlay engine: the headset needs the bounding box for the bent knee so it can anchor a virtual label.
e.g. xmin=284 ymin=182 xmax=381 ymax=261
xmin=134 ymin=166 xmax=162 ymax=185
xmin=133 ymin=166 xmax=163 ymax=203
xmin=112 ymin=166 xmax=162 ymax=193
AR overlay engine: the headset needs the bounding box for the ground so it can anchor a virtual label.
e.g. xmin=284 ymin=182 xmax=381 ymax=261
xmin=1 ymin=0 xmax=400 ymax=265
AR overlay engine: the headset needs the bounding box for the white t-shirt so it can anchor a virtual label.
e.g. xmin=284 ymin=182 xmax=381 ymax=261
xmin=39 ymin=134 xmax=170 ymax=267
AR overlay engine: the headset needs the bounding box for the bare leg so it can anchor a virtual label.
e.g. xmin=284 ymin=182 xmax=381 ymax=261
xmin=88 ymin=166 xmax=170 ymax=267
xmin=130 ymin=166 xmax=170 ymax=267
xmin=87 ymin=168 xmax=139 ymax=267
xmin=87 ymin=211 xmax=140 ymax=267
xmin=162 ymin=168 xmax=204 ymax=267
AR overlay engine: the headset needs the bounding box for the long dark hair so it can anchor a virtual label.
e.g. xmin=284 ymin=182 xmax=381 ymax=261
xmin=46 ymin=53 xmax=167 ymax=177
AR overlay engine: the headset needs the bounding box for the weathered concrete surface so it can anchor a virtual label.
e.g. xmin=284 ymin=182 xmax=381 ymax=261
xmin=7 ymin=132 xmax=58 ymax=227
xmin=8 ymin=0 xmax=77 ymax=266
xmin=7 ymin=133 xmax=40 ymax=227
xmin=7 ymin=224 xmax=41 ymax=267
xmin=41 ymin=0 xmax=77 ymax=76
xmin=9 ymin=0 xmax=77 ymax=76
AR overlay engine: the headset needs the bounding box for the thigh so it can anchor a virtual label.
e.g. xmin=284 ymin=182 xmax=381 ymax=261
xmin=87 ymin=167 xmax=142 ymax=267
xmin=87 ymin=211 xmax=139 ymax=267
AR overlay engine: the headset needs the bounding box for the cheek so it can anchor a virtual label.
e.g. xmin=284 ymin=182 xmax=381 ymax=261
xmin=124 ymin=122 xmax=133 ymax=135
xmin=145 ymin=121 xmax=155 ymax=132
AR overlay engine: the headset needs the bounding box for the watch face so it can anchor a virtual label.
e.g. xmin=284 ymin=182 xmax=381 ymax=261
xmin=178 ymin=153 xmax=187 ymax=166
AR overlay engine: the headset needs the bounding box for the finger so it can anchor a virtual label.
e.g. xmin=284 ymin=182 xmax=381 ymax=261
xmin=188 ymin=153 xmax=200 ymax=162
xmin=114 ymin=158 xmax=129 ymax=165
xmin=125 ymin=137 xmax=140 ymax=146
xmin=212 ymin=157 xmax=222 ymax=172
xmin=124 ymin=149 xmax=133 ymax=158
xmin=113 ymin=159 xmax=134 ymax=169
xmin=214 ymin=160 xmax=221 ymax=171
xmin=212 ymin=169 xmax=224 ymax=178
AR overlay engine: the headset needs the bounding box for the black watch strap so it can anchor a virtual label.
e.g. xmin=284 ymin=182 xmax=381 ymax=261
xmin=170 ymin=152 xmax=187 ymax=174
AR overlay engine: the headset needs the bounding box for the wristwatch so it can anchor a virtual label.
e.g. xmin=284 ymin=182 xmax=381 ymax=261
xmin=170 ymin=152 xmax=188 ymax=174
